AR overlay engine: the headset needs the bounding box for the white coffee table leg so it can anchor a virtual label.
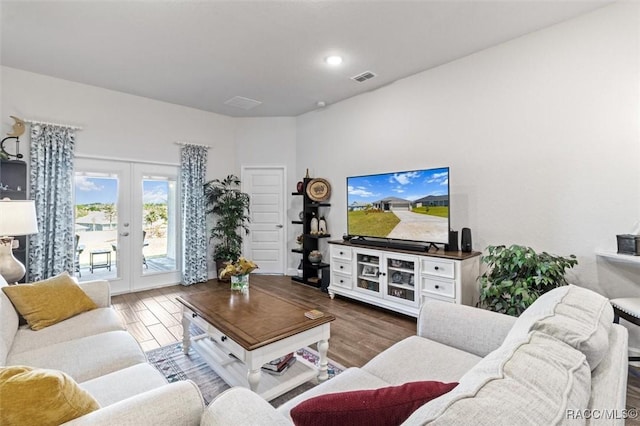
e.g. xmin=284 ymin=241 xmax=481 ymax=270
xmin=182 ymin=315 xmax=191 ymax=355
xmin=247 ymin=368 xmax=262 ymax=392
xmin=317 ymin=339 xmax=329 ymax=381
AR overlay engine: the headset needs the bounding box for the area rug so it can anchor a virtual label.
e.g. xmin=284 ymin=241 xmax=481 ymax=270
xmin=146 ymin=341 xmax=345 ymax=406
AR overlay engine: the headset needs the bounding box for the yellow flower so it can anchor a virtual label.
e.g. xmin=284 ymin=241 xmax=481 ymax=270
xmin=220 ymin=257 xmax=258 ymax=278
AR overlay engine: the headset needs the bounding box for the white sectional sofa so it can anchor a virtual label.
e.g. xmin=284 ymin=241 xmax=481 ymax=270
xmin=0 ymin=275 xmax=205 ymax=425
xmin=203 ymin=284 xmax=630 ymax=425
xmin=2 ymin=273 xmax=629 ymax=425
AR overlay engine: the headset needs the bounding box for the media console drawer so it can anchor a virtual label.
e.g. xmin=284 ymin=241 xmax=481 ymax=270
xmin=331 ymin=271 xmax=352 ymax=289
xmin=332 ymin=247 xmax=352 ymax=261
xmin=421 ymin=258 xmax=455 ymax=279
xmin=421 ymin=276 xmax=455 ymax=299
xmin=331 ymin=259 xmax=352 ymax=275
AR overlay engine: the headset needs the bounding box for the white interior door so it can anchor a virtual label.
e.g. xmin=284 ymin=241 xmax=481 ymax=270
xmin=242 ymin=166 xmax=286 ymax=274
xmin=74 ymin=158 xmax=180 ymax=294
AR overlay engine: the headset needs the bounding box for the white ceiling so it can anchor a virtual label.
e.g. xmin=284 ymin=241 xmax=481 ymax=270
xmin=0 ymin=1 xmax=612 ymax=117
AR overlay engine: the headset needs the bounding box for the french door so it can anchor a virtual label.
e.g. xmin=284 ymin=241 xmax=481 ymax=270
xmin=74 ymin=158 xmax=181 ymax=294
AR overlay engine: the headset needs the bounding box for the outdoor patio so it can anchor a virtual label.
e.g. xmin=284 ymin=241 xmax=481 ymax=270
xmin=75 ymin=228 xmax=177 ymax=282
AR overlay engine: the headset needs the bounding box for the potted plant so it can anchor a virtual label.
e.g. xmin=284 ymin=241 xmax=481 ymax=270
xmin=478 ymin=244 xmax=578 ymax=317
xmin=204 ymin=174 xmax=251 ymax=281
xmin=219 ymin=257 xmax=258 ymax=291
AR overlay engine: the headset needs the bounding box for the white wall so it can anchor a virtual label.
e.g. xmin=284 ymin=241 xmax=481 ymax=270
xmin=0 ymin=66 xmax=237 ymax=177
xmin=0 ymin=67 xmax=297 ymax=276
xmin=296 ymin=3 xmax=640 ymax=349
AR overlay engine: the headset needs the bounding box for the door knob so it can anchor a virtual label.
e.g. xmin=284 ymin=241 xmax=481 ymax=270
xmin=276 ymin=224 xmax=283 ymax=228
xmin=120 ymin=232 xmax=129 ymax=237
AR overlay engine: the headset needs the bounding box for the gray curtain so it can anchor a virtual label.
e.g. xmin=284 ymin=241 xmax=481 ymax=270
xmin=180 ymin=144 xmax=208 ymax=285
xmin=28 ymin=124 xmax=76 ymax=281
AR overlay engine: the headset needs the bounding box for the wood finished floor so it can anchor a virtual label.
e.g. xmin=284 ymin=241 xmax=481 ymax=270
xmin=112 ymin=274 xmax=640 ymax=417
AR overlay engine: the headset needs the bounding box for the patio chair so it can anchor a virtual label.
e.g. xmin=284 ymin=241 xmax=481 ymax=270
xmin=142 ymin=230 xmax=148 ymax=269
xmin=111 ymin=231 xmax=148 ymax=268
xmin=74 ymin=234 xmax=83 ymax=277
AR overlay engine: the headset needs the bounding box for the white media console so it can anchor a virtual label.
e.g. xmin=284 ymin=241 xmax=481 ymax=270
xmin=328 ymin=240 xmax=481 ymax=317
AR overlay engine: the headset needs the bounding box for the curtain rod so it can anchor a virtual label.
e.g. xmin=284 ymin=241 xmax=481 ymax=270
xmin=175 ymin=141 xmax=211 ymax=149
xmin=25 ymin=119 xmax=83 ymax=130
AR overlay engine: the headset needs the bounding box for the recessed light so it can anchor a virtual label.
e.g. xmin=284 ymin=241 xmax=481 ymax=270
xmin=325 ymin=55 xmax=343 ymax=66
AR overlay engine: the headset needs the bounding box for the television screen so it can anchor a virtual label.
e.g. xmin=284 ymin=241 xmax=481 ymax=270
xmin=347 ymin=167 xmax=450 ymax=245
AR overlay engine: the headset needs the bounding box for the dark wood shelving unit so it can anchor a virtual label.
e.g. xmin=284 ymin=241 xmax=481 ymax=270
xmin=291 ymin=177 xmax=330 ymax=290
xmin=0 ymin=160 xmax=28 ymax=283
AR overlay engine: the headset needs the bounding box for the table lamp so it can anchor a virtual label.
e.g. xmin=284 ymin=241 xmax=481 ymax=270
xmin=0 ymin=199 xmax=38 ymax=284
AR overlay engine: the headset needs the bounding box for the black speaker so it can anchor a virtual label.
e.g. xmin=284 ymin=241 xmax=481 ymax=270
xmin=461 ymin=228 xmax=472 ymax=252
xmin=446 ymin=230 xmax=458 ymax=251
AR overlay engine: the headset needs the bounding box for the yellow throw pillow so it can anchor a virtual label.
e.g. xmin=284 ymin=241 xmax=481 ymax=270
xmin=2 ymin=272 xmax=98 ymax=330
xmin=0 ymin=365 xmax=100 ymax=425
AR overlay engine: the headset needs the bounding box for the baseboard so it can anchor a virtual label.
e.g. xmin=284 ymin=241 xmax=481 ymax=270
xmin=287 ymin=267 xmax=302 ymax=277
xmin=111 ymin=281 xmax=178 ymax=296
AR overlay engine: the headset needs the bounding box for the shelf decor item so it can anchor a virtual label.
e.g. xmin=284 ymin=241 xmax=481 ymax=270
xmin=219 ymin=257 xmax=258 ymax=291
xmin=306 ymin=178 xmax=331 ymax=202
xmin=296 ymin=181 xmax=304 ymax=193
xmin=318 ymin=216 xmax=327 ymax=235
xmin=308 ymin=250 xmax=322 ymax=264
xmin=0 ymin=116 xmax=26 ymax=160
xmin=310 ymin=214 xmax=319 ymax=235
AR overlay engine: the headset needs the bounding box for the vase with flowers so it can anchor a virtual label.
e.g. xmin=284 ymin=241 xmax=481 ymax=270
xmin=219 ymin=257 xmax=259 ymax=291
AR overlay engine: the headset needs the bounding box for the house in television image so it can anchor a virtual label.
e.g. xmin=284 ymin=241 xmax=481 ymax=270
xmin=372 ymin=197 xmax=412 ymax=212
xmin=348 ymin=202 xmax=369 ymax=212
xmin=414 ymin=195 xmax=449 ymax=208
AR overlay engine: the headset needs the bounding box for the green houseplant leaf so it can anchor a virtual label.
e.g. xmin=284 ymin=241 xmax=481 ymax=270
xmin=478 ymin=244 xmax=577 ymax=317
xmin=204 ymin=175 xmax=251 ymax=263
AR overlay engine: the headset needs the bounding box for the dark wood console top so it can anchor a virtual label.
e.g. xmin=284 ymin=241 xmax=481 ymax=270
xmin=329 ymin=240 xmax=481 ymax=260
xmin=176 ymin=282 xmax=335 ymax=351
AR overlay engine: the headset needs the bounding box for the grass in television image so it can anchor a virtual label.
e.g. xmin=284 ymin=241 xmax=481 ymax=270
xmin=347 ymin=168 xmax=449 ymax=244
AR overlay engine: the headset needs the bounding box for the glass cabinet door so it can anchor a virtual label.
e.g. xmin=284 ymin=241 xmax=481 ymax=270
xmin=385 ymin=255 xmax=417 ymax=305
xmin=355 ymin=252 xmax=381 ymax=296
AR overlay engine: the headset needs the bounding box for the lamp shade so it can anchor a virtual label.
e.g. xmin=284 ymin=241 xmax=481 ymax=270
xmin=0 ymin=200 xmax=39 ymax=236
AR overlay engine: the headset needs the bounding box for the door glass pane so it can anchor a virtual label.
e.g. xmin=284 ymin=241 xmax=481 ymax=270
xmin=74 ymin=173 xmax=118 ymax=281
xmin=142 ymin=176 xmax=177 ymax=274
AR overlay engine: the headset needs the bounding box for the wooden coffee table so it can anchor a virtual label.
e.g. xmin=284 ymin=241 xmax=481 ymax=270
xmin=176 ymin=282 xmax=335 ymax=401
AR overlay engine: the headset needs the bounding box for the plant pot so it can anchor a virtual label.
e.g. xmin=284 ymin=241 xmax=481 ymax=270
xmin=216 ymin=259 xmax=230 ymax=282
xmin=230 ymin=274 xmax=249 ymax=291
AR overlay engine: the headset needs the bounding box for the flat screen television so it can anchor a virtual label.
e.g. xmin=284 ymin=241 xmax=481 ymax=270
xmin=346 ymin=167 xmax=450 ymax=247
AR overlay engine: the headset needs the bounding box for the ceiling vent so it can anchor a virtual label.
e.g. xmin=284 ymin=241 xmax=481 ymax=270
xmin=351 ymin=71 xmax=377 ymax=83
xmin=224 ymin=96 xmax=262 ymax=110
